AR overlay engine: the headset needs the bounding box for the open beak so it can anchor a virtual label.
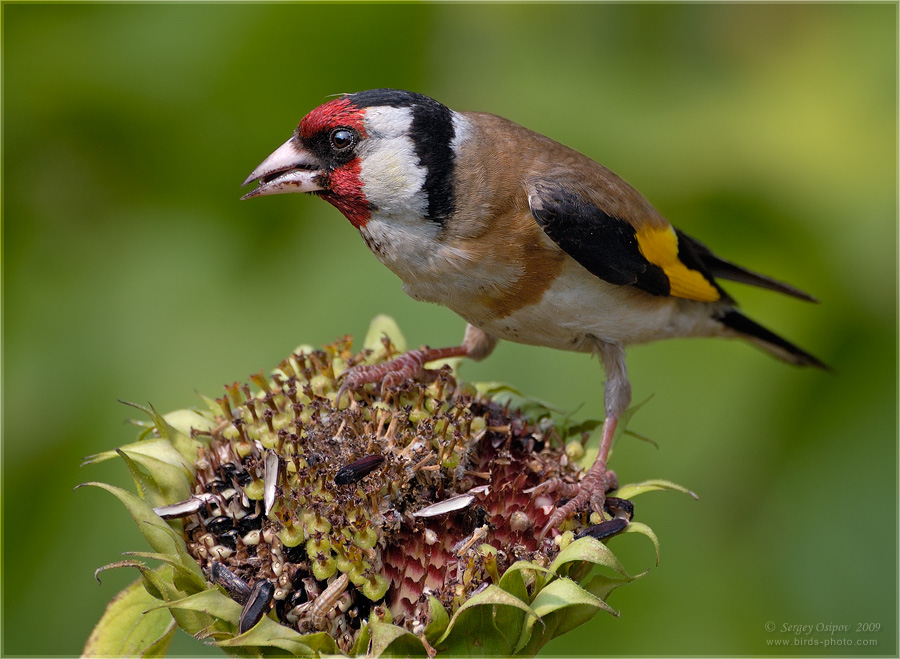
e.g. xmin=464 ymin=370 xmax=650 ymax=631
xmin=240 ymin=137 xmax=325 ymax=199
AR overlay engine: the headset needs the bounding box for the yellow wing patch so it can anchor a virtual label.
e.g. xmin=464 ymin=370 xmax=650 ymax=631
xmin=635 ymin=226 xmax=720 ymax=302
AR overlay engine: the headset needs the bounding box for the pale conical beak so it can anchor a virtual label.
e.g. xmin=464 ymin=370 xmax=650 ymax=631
xmin=240 ymin=137 xmax=325 ymax=200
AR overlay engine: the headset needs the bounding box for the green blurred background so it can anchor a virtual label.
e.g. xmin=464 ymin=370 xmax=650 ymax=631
xmin=3 ymin=3 xmax=896 ymax=656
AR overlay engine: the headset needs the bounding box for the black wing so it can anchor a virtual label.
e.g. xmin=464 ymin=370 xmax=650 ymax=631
xmin=528 ymin=179 xmax=725 ymax=301
xmin=677 ymin=231 xmax=818 ymax=302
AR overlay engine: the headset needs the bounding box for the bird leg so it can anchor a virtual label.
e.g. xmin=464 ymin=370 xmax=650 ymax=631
xmin=539 ymin=341 xmax=631 ymax=536
xmin=539 ymin=416 xmax=619 ymax=536
xmin=338 ymin=324 xmax=497 ymax=400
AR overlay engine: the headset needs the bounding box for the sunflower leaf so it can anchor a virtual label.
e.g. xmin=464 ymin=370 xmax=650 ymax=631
xmin=516 ymin=577 xmax=617 ymax=655
xmin=549 ymin=536 xmax=631 ymax=579
xmin=368 ymin=619 xmax=427 ymax=658
xmin=82 ymin=570 xmax=177 ymax=658
xmin=438 ymin=584 xmax=535 ymax=656
xmin=614 ymin=478 xmax=699 ymax=500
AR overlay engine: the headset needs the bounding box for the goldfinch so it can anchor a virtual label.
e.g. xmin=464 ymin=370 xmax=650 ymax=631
xmin=241 ymin=89 xmax=826 ymax=533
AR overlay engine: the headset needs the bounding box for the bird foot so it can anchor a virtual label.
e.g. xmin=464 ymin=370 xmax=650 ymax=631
xmin=538 ymin=468 xmax=618 ymax=538
xmin=337 ymin=346 xmax=467 ymax=403
xmin=524 ymin=477 xmax=578 ymax=499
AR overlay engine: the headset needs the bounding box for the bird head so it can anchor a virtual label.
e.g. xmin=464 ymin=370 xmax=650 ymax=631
xmin=242 ymin=89 xmax=458 ymax=229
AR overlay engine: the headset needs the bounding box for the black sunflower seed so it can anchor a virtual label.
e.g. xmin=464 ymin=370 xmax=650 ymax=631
xmin=334 ymin=454 xmax=385 ymax=485
xmin=575 ymin=517 xmax=629 ymax=541
xmin=239 ymin=580 xmax=275 ymax=634
xmin=210 ymin=562 xmax=251 ymax=605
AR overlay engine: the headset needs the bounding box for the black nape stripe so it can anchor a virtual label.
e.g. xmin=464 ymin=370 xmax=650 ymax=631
xmin=410 ymin=100 xmax=456 ymax=224
xmin=347 ymin=89 xmax=457 ymax=225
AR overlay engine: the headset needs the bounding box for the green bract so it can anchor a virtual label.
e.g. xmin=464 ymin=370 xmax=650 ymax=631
xmin=81 ymin=316 xmax=694 ymax=657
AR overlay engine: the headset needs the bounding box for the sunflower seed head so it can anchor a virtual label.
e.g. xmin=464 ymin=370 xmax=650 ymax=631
xmin=86 ymin=322 xmax=681 ymax=659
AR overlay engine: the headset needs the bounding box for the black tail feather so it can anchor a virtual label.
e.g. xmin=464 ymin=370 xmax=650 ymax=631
xmin=717 ymin=310 xmax=829 ymax=370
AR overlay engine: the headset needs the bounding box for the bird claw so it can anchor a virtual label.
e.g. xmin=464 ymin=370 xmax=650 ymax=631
xmin=538 ymin=469 xmax=618 ymax=538
xmin=524 ymin=477 xmax=578 ymax=498
xmin=336 ymin=349 xmax=434 ymax=403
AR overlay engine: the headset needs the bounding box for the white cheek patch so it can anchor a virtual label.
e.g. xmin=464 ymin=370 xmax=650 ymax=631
xmin=360 ymin=107 xmax=429 ymax=218
xmin=364 ymin=106 xmax=415 ymax=139
xmin=359 ymin=142 xmax=428 ymax=216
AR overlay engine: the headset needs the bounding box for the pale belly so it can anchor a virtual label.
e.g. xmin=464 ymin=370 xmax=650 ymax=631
xmin=361 ymin=219 xmax=725 ymax=353
xmin=448 ymin=261 xmax=727 ymax=352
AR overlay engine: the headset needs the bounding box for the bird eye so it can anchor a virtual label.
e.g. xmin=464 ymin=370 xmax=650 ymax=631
xmin=330 ymin=128 xmax=355 ymax=150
